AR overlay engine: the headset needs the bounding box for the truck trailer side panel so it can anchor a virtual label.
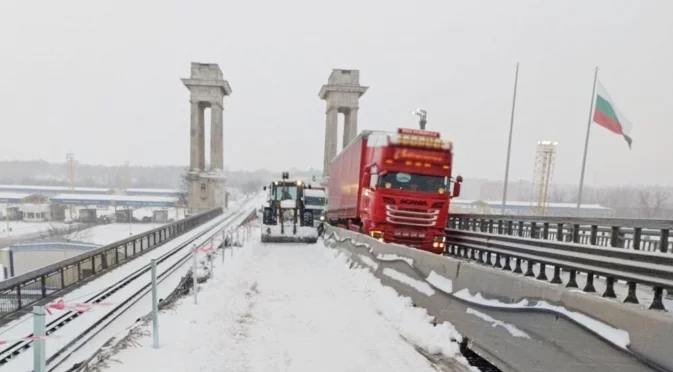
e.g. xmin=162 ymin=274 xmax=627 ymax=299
xmin=326 ymin=135 xmax=366 ymax=220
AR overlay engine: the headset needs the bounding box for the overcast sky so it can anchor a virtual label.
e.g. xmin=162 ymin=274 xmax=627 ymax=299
xmin=1 ymin=0 xmax=671 ymax=186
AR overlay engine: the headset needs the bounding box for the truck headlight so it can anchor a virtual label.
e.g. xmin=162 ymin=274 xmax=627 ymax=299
xmin=320 ymin=215 xmax=325 ymax=221
xmin=370 ymin=230 xmax=384 ymax=242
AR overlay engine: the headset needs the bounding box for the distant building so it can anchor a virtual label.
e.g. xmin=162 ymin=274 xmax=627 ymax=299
xmin=124 ymin=188 xmax=184 ymax=198
xmin=0 ymin=185 xmax=112 ymax=196
xmin=450 ymin=199 xmax=613 ymax=218
xmin=0 ymin=192 xmax=66 ymax=222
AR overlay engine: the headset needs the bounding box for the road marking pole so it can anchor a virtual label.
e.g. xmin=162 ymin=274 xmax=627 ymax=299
xmin=192 ymin=244 xmax=198 ymax=305
xmin=209 ymin=239 xmax=214 ymax=277
xmin=151 ymin=259 xmax=159 ymax=349
xmin=221 ymin=231 xmax=225 ymax=264
xmin=33 ymin=305 xmax=46 ymax=372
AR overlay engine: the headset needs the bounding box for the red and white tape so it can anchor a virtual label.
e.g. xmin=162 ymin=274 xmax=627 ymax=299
xmin=46 ymin=298 xmax=113 ymax=315
xmin=0 ymin=334 xmax=61 ymax=346
xmin=190 ymin=245 xmax=213 ymax=254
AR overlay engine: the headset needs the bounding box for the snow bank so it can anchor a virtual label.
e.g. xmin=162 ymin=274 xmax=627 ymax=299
xmin=466 ymin=308 xmax=530 ymax=339
xmin=325 ymin=250 xmax=468 ymax=366
xmin=382 ymin=268 xmax=436 ymax=296
xmin=376 ymin=253 xmax=414 ymax=266
xmin=427 ymin=271 xmax=453 ymax=294
xmin=454 ymin=288 xmax=631 ymax=349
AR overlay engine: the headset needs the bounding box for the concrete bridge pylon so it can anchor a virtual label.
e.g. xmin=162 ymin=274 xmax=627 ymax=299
xmin=181 ymin=62 xmax=232 ymax=214
xmin=319 ymin=69 xmax=368 ymax=177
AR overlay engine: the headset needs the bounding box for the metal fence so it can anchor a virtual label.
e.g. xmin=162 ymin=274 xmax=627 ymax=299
xmin=450 ymin=214 xmax=672 ymax=252
xmin=0 ymin=208 xmax=222 ymax=320
xmin=446 ymin=214 xmax=673 ymax=310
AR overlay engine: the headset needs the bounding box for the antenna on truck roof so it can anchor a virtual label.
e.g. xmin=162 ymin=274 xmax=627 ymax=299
xmin=412 ymin=108 xmax=427 ymax=130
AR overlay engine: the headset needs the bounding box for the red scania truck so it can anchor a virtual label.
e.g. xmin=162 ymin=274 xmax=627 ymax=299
xmin=325 ymin=128 xmax=462 ymax=254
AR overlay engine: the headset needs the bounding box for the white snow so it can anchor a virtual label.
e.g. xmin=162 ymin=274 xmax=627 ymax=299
xmin=382 ymin=268 xmax=436 ymax=296
xmin=357 ymin=254 xmax=379 ymax=270
xmin=265 ymin=225 xmax=317 ymax=238
xmin=376 ymin=253 xmax=414 ymax=266
xmin=427 ymin=271 xmax=453 ymax=294
xmin=454 ymin=289 xmax=530 ymax=308
xmin=453 ymin=288 xmax=631 ymax=349
xmin=280 ymin=199 xmax=296 ymax=208
xmin=99 ymin=239 xmax=470 ymax=372
xmin=66 ymin=223 xmax=162 ymax=246
xmin=532 ymin=300 xmax=631 ymax=349
xmin=466 ymin=308 xmax=530 ymax=339
xmin=0 ymin=221 xmax=71 ymax=239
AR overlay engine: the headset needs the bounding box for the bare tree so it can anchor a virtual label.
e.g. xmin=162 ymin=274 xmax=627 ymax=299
xmin=549 ymin=186 xmax=572 ymax=203
xmin=177 ymin=168 xmax=190 ymax=208
xmin=242 ymin=179 xmax=264 ymax=196
xmin=638 ymin=189 xmax=669 ymax=218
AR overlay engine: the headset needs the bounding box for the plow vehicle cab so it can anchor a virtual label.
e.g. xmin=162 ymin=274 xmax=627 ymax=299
xmin=261 ymin=172 xmax=318 ymax=243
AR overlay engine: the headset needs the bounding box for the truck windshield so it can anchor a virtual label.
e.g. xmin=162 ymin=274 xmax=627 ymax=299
xmin=379 ymin=172 xmax=447 ymax=193
xmin=274 ymin=185 xmax=298 ymax=200
xmin=305 ymin=196 xmax=326 ymax=206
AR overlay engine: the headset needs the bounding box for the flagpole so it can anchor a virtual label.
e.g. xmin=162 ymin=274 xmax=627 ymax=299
xmin=576 ymin=66 xmax=599 ymax=212
xmin=501 ymin=63 xmax=520 ymax=215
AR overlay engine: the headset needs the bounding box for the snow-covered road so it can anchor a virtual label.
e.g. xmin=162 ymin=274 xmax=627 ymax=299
xmin=102 ymin=238 xmax=473 ymax=372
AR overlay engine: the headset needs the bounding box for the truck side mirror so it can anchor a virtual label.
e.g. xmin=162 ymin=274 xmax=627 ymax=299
xmin=452 ymin=175 xmax=463 ymax=197
xmin=263 ymin=186 xmax=267 ymax=191
xmin=452 ymin=182 xmax=461 ymax=198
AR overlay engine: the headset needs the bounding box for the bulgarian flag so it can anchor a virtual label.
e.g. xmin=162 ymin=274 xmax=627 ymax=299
xmin=593 ymin=81 xmax=633 ymax=148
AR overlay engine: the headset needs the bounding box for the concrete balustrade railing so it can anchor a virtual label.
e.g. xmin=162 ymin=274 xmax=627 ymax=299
xmin=322 ymin=224 xmax=673 ymax=372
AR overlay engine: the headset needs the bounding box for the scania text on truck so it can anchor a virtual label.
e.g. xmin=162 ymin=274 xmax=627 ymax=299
xmin=325 ymin=128 xmax=462 ymax=254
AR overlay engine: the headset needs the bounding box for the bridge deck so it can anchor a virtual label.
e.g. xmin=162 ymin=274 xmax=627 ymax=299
xmin=103 ymin=241 xmax=474 ymax=372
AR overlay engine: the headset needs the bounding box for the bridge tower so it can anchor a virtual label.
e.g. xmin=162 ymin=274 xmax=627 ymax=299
xmin=182 ymin=62 xmax=232 ymax=214
xmin=319 ymin=69 xmax=368 ymax=178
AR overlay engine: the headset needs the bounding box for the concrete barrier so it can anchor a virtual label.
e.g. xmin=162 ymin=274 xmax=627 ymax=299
xmin=323 ymin=225 xmax=673 ymax=372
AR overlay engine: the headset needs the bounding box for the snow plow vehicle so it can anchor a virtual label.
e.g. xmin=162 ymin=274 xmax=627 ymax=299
xmin=261 ymin=172 xmax=318 ymax=243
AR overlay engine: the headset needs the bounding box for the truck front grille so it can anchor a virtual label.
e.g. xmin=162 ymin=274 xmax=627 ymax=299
xmin=385 ymin=205 xmax=438 ymax=227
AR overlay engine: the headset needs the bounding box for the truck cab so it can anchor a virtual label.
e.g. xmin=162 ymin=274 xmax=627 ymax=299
xmin=304 ymin=188 xmax=327 ymax=226
xmin=326 ymin=127 xmax=462 ymax=254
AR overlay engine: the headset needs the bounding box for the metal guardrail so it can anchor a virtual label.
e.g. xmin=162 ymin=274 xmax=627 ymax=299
xmin=0 ymin=207 xmax=223 ymax=320
xmin=239 ymin=208 xmax=258 ymax=226
xmin=63 ymin=207 xmax=259 ymax=372
xmin=446 ymin=214 xmax=673 ymax=310
xmin=450 ymin=214 xmax=672 ymax=252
